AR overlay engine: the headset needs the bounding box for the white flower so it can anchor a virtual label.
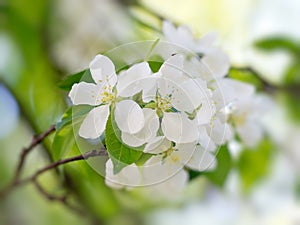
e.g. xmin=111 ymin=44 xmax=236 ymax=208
xmin=69 ymin=54 xmax=145 ymax=139
xmin=227 ymin=95 xmax=272 ymax=147
xmin=105 ymin=142 xmax=216 ymax=194
xmin=141 ymin=143 xmax=216 ymax=187
xmin=114 ymin=54 xmax=213 ymax=146
xmin=162 ymin=21 xmax=230 ymax=79
xmin=105 ymin=159 xmax=141 ymax=189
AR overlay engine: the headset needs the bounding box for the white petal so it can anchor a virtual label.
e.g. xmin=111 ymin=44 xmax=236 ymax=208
xmin=79 ymin=104 xmax=110 ymax=139
xmin=209 ymin=118 xmax=234 ymax=145
xmin=237 ymin=120 xmax=263 ymax=148
xmin=198 ymin=126 xmax=217 ymax=152
xmin=89 ymin=54 xmax=117 ymax=86
xmin=160 ymin=54 xmax=186 ymax=82
xmin=172 ymin=142 xmax=197 ymax=165
xmin=201 ymin=48 xmax=230 ymax=79
xmin=141 ymin=154 xmax=183 ymax=185
xmin=144 ymin=169 xmax=188 ymax=199
xmin=144 ymin=136 xmax=171 ymax=154
xmin=105 ymin=159 xmax=141 ymax=188
xmin=114 ymin=100 xmax=144 ymax=134
xmin=185 ymin=145 xmax=217 ymax=171
xmin=212 ymin=78 xmax=255 ymax=109
xmin=121 ymin=108 xmax=159 ymax=147
xmin=195 ymin=32 xmax=218 ymax=52
xmin=116 ymin=62 xmax=152 ymax=97
xmin=69 ymin=82 xmax=102 ymax=106
xmin=196 ymin=100 xmax=216 ymax=125
xmin=162 ymin=112 xmax=199 ymax=143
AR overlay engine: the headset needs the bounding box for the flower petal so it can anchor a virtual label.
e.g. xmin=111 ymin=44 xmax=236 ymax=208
xmin=141 ymin=154 xmax=183 ymax=185
xmin=237 ymin=119 xmax=263 ymax=148
xmin=116 ymin=62 xmax=152 ymax=97
xmin=114 ymin=100 xmax=145 ymax=134
xmin=208 ymin=118 xmax=234 ymax=145
xmin=121 ymin=108 xmax=159 ymax=147
xmin=195 ymin=32 xmax=218 ymax=52
xmin=198 ymin=126 xmax=217 ymax=152
xmin=160 ymin=54 xmax=186 ymax=82
xmin=79 ymin=104 xmax=110 ymax=139
xmin=69 ymin=82 xmax=102 ymax=106
xmin=201 ymin=48 xmax=230 ymax=79
xmin=105 ymin=159 xmax=141 ymax=188
xmin=143 ymin=169 xmax=188 ymax=199
xmin=89 ymin=54 xmax=117 ymax=86
xmin=212 ymin=78 xmax=255 ymax=109
xmin=144 ymin=136 xmax=171 ymax=154
xmin=161 ymin=112 xmax=199 ymax=143
xmin=185 ymin=145 xmax=217 ymax=171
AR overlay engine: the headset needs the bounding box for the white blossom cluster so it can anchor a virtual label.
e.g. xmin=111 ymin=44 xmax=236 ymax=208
xmin=68 ymin=21 xmax=267 ymax=194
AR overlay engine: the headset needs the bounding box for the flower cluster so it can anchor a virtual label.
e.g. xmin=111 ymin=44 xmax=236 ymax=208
xmin=68 ymin=21 xmax=267 ymax=195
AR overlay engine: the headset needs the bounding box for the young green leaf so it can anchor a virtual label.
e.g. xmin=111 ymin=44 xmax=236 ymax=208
xmin=205 ymin=145 xmax=232 ymax=187
xmin=56 ymin=105 xmax=93 ymax=130
xmin=228 ymin=68 xmax=264 ymax=90
xmin=255 ymin=37 xmax=300 ymax=54
xmin=105 ymin=114 xmax=143 ymax=174
xmin=58 ymin=69 xmax=93 ymax=91
xmin=237 ymin=139 xmax=273 ymax=192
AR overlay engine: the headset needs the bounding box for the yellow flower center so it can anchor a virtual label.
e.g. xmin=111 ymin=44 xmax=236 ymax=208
xmin=156 ymin=94 xmax=172 ymax=112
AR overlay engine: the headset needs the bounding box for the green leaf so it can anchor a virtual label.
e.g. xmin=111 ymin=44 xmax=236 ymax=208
xmin=206 ymin=145 xmax=232 ymax=187
xmin=254 ymin=37 xmax=300 ymax=54
xmin=284 ymin=63 xmax=300 ymax=85
xmin=52 ymin=125 xmax=75 ymax=161
xmin=188 ymin=169 xmax=203 ymax=181
xmin=58 ymin=69 xmax=93 ymax=91
xmin=53 ymin=106 xmax=93 ymax=160
xmin=105 ymin=113 xmax=143 ymax=174
xmin=56 ymin=105 xmax=93 ymax=130
xmin=280 ymin=92 xmax=300 ymax=124
xmin=135 ymin=153 xmax=153 ymax=166
xmin=237 ymin=139 xmax=273 ymax=192
xmin=228 ymin=68 xmax=264 ymax=90
xmin=148 ymin=61 xmax=163 ymax=73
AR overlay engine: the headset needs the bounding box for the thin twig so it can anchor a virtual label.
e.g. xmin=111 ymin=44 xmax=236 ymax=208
xmin=0 ymin=149 xmax=107 ymax=196
xmin=13 ymin=124 xmax=56 ymax=183
xmin=32 ymin=179 xmax=86 ymax=216
xmin=230 ymin=66 xmax=300 ymax=95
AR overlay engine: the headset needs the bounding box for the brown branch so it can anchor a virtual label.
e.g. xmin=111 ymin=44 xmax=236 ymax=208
xmin=13 ymin=124 xmax=56 ymax=183
xmin=25 ymin=149 xmax=108 ymax=184
xmin=0 ymin=149 xmax=107 ymax=197
xmin=32 ymin=179 xmax=86 ymax=216
xmin=230 ymin=66 xmax=300 ymax=95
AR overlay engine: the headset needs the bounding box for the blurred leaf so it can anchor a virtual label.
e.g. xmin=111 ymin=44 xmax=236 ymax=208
xmin=105 ymin=114 xmax=143 ymax=174
xmin=237 ymin=139 xmax=273 ymax=192
xmin=206 ymin=145 xmax=232 ymax=187
xmin=58 ymin=70 xmax=93 ymax=91
xmin=255 ymin=37 xmax=300 ymax=54
xmin=280 ymin=92 xmax=300 ymax=124
xmin=296 ymin=179 xmax=300 ymax=200
xmin=229 ymin=68 xmax=264 ymax=90
xmin=284 ymin=63 xmax=300 ymax=85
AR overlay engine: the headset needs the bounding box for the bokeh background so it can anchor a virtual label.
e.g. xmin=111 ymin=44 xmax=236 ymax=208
xmin=0 ymin=0 xmax=300 ymax=224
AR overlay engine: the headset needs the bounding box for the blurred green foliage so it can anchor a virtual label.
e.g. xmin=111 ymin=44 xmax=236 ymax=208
xmin=255 ymin=36 xmax=300 ymax=123
xmin=237 ymin=139 xmax=274 ymax=192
